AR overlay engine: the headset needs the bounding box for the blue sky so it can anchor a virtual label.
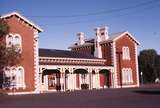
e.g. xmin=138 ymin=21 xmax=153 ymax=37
xmin=1 ymin=0 xmax=160 ymax=54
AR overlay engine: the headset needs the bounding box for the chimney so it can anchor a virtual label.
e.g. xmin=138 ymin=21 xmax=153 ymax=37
xmin=77 ymin=32 xmax=85 ymax=45
xmin=99 ymin=26 xmax=109 ymax=41
xmin=94 ymin=27 xmax=102 ymax=58
xmin=96 ymin=26 xmax=109 ymax=41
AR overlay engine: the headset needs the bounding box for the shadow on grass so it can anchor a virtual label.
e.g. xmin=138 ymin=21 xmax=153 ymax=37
xmin=133 ymin=90 xmax=160 ymax=95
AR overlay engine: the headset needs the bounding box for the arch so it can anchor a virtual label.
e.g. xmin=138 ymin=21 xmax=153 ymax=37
xmin=4 ymin=67 xmax=11 ymax=77
xmin=65 ymin=69 xmax=69 ymax=74
xmin=6 ymin=34 xmax=13 ymax=47
xmin=99 ymin=69 xmax=111 ymax=88
xmin=73 ymin=69 xmax=88 ymax=74
xmin=14 ymin=34 xmax=22 ymax=46
xmin=73 ymin=69 xmax=89 ymax=89
xmin=42 ymin=69 xmax=60 ymax=75
xmin=92 ymin=70 xmax=96 ymax=74
xmin=17 ymin=66 xmax=25 ymax=88
xmin=42 ymin=69 xmax=61 ymax=91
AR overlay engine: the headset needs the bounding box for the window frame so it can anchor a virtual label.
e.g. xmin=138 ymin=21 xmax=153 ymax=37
xmin=122 ymin=46 xmax=130 ymax=60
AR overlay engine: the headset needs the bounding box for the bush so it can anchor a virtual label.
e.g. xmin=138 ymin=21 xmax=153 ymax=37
xmin=81 ymin=84 xmax=89 ymax=90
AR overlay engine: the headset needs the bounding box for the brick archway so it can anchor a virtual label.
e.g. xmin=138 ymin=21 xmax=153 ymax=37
xmin=42 ymin=69 xmax=61 ymax=91
xmin=99 ymin=69 xmax=111 ymax=88
xmin=73 ymin=69 xmax=88 ymax=89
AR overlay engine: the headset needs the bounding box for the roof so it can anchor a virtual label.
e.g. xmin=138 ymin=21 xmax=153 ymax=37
xmin=1 ymin=12 xmax=43 ymax=32
xmin=107 ymin=31 xmax=140 ymax=45
xmin=70 ymin=31 xmax=139 ymax=48
xmin=39 ymin=48 xmax=98 ymax=59
xmin=69 ymin=31 xmax=134 ymax=48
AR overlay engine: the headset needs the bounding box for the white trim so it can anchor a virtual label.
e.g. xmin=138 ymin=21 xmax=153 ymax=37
xmin=113 ymin=31 xmax=140 ymax=45
xmin=122 ymin=46 xmax=130 ymax=60
xmin=39 ymin=56 xmax=106 ymax=62
xmin=39 ymin=65 xmax=114 ymax=72
xmin=112 ymin=41 xmax=118 ymax=88
xmin=1 ymin=12 xmax=43 ymax=32
xmin=135 ymin=43 xmax=140 ymax=86
xmin=122 ymin=84 xmax=139 ymax=88
xmin=6 ymin=33 xmax=22 ymax=51
xmin=122 ymin=68 xmax=133 ymax=84
xmin=33 ymin=31 xmax=40 ymax=93
xmin=3 ymin=66 xmax=26 ymax=89
xmin=7 ymin=91 xmax=40 ymax=95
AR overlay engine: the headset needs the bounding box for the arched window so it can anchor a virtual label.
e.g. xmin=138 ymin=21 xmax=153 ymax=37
xmin=4 ymin=67 xmax=11 ymax=77
xmin=122 ymin=68 xmax=133 ymax=84
xmin=8 ymin=66 xmax=25 ymax=89
xmin=128 ymin=68 xmax=133 ymax=83
xmin=6 ymin=34 xmax=13 ymax=47
xmin=11 ymin=67 xmax=17 ymax=88
xmin=14 ymin=35 xmax=21 ymax=45
xmin=122 ymin=46 xmax=130 ymax=60
xmin=13 ymin=34 xmax=22 ymax=51
xmin=6 ymin=34 xmax=22 ymax=50
xmin=17 ymin=67 xmax=25 ymax=88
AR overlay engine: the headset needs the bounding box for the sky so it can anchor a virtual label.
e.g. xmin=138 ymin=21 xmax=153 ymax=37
xmin=0 ymin=0 xmax=160 ymax=54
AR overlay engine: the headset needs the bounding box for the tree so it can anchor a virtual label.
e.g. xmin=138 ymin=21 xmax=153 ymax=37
xmin=0 ymin=18 xmax=9 ymax=38
xmin=138 ymin=49 xmax=160 ymax=83
xmin=0 ymin=18 xmax=22 ymax=88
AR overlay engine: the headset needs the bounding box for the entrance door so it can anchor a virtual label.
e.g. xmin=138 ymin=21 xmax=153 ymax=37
xmin=48 ymin=74 xmax=56 ymax=90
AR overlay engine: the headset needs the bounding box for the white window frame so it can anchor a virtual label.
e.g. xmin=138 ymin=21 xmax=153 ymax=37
xmin=122 ymin=68 xmax=133 ymax=84
xmin=122 ymin=46 xmax=130 ymax=60
xmin=6 ymin=33 xmax=14 ymax=47
xmin=13 ymin=34 xmax=22 ymax=46
xmin=6 ymin=33 xmax=22 ymax=52
xmin=4 ymin=66 xmax=25 ymax=89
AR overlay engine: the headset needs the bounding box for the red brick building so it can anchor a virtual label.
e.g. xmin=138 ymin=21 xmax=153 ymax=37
xmin=0 ymin=12 xmax=139 ymax=94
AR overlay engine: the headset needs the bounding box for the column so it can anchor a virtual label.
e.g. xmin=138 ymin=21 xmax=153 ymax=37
xmin=68 ymin=68 xmax=73 ymax=90
xmin=110 ymin=69 xmax=114 ymax=88
xmin=88 ymin=68 xmax=92 ymax=90
xmin=96 ymin=70 xmax=100 ymax=89
xmin=39 ymin=67 xmax=43 ymax=92
xmin=60 ymin=73 xmax=64 ymax=91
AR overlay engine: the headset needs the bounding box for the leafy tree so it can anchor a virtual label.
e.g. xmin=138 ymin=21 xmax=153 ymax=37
xmin=0 ymin=18 xmax=21 ymax=88
xmin=0 ymin=18 xmax=9 ymax=38
xmin=138 ymin=49 xmax=160 ymax=83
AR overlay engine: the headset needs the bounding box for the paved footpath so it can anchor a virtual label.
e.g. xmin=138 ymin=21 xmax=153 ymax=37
xmin=0 ymin=85 xmax=160 ymax=108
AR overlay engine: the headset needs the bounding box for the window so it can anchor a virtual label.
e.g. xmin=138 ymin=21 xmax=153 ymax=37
xmin=122 ymin=68 xmax=133 ymax=84
xmin=6 ymin=34 xmax=13 ymax=47
xmin=4 ymin=66 xmax=25 ymax=89
xmin=14 ymin=34 xmax=22 ymax=51
xmin=122 ymin=46 xmax=130 ymax=60
xmin=6 ymin=33 xmax=22 ymax=52
xmin=14 ymin=35 xmax=21 ymax=46
xmin=16 ymin=67 xmax=25 ymax=88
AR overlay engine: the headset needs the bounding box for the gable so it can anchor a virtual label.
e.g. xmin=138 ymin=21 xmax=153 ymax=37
xmin=1 ymin=12 xmax=43 ymax=32
xmin=113 ymin=32 xmax=140 ymax=45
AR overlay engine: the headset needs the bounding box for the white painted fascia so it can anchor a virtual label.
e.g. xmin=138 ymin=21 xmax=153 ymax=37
xmin=1 ymin=11 xmax=43 ymax=32
xmin=113 ymin=31 xmax=140 ymax=45
xmin=39 ymin=56 xmax=106 ymax=62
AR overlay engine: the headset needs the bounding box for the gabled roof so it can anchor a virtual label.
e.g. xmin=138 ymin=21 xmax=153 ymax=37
xmin=100 ymin=31 xmax=140 ymax=45
xmin=1 ymin=12 xmax=43 ymax=32
xmin=39 ymin=48 xmax=98 ymax=59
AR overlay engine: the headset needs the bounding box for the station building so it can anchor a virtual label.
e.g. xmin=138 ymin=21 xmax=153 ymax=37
xmin=0 ymin=12 xmax=140 ymax=94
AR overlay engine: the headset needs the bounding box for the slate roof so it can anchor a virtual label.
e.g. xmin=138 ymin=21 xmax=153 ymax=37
xmin=39 ymin=48 xmax=98 ymax=59
xmin=108 ymin=32 xmax=125 ymax=41
xmin=70 ymin=32 xmax=125 ymax=48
